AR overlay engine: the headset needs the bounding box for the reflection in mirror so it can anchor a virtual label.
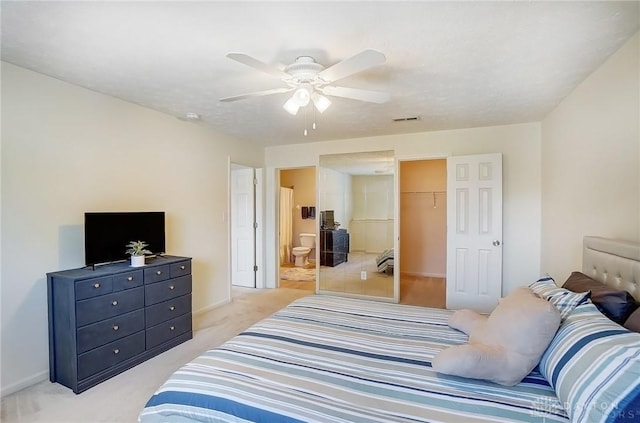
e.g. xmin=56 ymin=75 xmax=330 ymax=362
xmin=279 ymin=167 xmax=317 ymax=290
xmin=318 ymin=151 xmax=395 ymax=300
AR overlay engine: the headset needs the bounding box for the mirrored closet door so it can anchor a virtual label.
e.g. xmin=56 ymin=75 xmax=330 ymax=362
xmin=317 ymin=151 xmax=397 ymax=301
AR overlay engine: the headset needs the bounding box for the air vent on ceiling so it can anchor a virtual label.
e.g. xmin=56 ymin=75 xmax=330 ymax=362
xmin=392 ymin=116 xmax=421 ymax=122
xmin=177 ymin=112 xmax=201 ymax=121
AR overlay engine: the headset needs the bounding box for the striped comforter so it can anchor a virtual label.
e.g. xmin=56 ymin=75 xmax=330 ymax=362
xmin=139 ymin=295 xmax=568 ymax=423
xmin=376 ymin=249 xmax=394 ymax=273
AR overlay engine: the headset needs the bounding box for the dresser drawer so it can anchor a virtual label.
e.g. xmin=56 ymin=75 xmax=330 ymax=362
xmin=170 ymin=260 xmax=191 ymax=278
xmin=146 ymin=313 xmax=192 ymax=349
xmin=77 ymin=331 xmax=145 ymax=380
xmin=76 ymin=287 xmax=144 ymax=327
xmin=76 ymin=276 xmax=112 ymax=301
xmin=112 ymin=270 xmax=143 ymax=292
xmin=145 ymin=275 xmax=191 ymax=306
xmin=77 ymin=309 xmax=145 ymax=354
xmin=145 ymin=294 xmax=191 ymax=328
xmin=144 ymin=265 xmax=171 ymax=284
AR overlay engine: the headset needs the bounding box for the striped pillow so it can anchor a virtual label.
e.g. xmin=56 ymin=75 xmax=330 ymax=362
xmin=539 ymin=302 xmax=640 ymax=423
xmin=529 ymin=276 xmax=590 ymax=321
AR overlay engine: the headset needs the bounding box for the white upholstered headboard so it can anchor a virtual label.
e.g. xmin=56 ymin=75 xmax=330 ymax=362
xmin=582 ymin=236 xmax=640 ymax=301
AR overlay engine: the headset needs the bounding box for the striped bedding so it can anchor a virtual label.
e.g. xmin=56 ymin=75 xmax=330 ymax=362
xmin=375 ymin=249 xmax=394 ymax=273
xmin=139 ymin=295 xmax=568 ymax=423
xmin=539 ymin=302 xmax=640 ymax=423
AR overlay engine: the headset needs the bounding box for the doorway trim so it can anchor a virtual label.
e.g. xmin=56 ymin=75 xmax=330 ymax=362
xmin=397 ymin=153 xmax=450 ymax=305
xmin=276 ymin=165 xmax=317 ymax=289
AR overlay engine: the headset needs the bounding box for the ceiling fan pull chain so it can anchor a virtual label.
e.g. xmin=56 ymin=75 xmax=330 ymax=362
xmin=313 ymin=107 xmax=317 ymax=130
xmin=220 ymin=50 xmax=389 ymax=125
xmin=304 ymin=107 xmax=308 ymax=136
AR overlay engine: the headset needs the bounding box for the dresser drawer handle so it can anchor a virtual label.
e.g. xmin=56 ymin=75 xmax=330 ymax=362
xmin=93 ymin=283 xmax=100 ymax=288
xmin=180 ymin=265 xmax=186 ymax=270
xmin=169 ymin=285 xmax=175 ymax=290
xmin=112 ymin=325 xmax=119 ymax=331
xmin=170 ymin=326 xmax=175 ymax=331
xmin=113 ymin=348 xmax=120 ymax=354
xmin=112 ymin=300 xmax=118 ymax=306
xmin=127 ymin=276 xmax=133 ymax=281
xmin=156 ymin=270 xmax=162 ymax=275
xmin=169 ymin=306 xmax=175 ymax=311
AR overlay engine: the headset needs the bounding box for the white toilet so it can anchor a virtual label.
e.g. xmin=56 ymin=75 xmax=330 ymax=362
xmin=292 ymin=233 xmax=316 ymax=267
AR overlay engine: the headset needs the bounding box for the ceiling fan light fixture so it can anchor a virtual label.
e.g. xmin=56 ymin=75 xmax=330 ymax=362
xmin=222 ymin=49 xmax=388 ymax=120
xmin=283 ymin=97 xmax=300 ymax=115
xmin=292 ymin=84 xmax=312 ymax=107
xmin=311 ymin=92 xmax=331 ymax=113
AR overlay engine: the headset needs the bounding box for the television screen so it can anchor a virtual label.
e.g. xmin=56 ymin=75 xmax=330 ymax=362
xmin=84 ymin=212 xmax=165 ymax=266
xmin=321 ymin=210 xmax=335 ymax=229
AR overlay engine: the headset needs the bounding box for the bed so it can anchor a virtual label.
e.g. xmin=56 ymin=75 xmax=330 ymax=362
xmin=139 ymin=237 xmax=640 ymax=423
xmin=375 ymin=248 xmax=394 ymax=274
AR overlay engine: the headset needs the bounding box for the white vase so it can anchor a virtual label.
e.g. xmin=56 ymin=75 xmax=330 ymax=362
xmin=130 ymin=255 xmax=145 ymax=267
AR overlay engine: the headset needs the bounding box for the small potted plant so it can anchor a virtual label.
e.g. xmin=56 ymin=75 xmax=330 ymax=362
xmin=126 ymin=240 xmax=152 ymax=267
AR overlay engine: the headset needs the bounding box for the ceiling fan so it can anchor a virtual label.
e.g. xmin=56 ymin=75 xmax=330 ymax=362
xmin=220 ymin=49 xmax=389 ymax=115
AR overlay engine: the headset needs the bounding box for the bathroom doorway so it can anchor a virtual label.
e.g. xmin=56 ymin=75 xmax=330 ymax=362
xmin=278 ymin=167 xmax=317 ymax=291
xmin=399 ymin=159 xmax=447 ymax=307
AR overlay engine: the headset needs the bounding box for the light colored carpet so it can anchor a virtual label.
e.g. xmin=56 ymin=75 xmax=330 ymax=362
xmin=280 ymin=266 xmax=316 ymax=281
xmin=1 ymin=282 xmax=441 ymax=422
xmin=0 ymin=287 xmax=312 ymax=423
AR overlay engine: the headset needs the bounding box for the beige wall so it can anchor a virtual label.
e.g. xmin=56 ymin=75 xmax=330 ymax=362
xmin=0 ymin=62 xmax=263 ymax=395
xmin=264 ymin=122 xmax=542 ymax=294
xmin=280 ymin=167 xmax=316 ymax=248
xmin=541 ymin=33 xmax=640 ymax=284
xmin=350 ymin=175 xmax=394 ymax=253
xmin=5 ymin=30 xmax=635 ymax=398
xmin=318 ymin=167 xmax=352 ymax=232
xmin=400 ymin=159 xmax=447 ymax=277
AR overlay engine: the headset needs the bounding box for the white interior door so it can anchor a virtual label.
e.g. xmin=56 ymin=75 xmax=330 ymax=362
xmin=231 ymin=167 xmax=256 ymax=287
xmin=446 ymin=153 xmax=502 ymax=312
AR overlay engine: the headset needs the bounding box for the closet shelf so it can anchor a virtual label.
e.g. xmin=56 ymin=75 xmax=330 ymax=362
xmin=401 ymin=191 xmax=446 ymax=194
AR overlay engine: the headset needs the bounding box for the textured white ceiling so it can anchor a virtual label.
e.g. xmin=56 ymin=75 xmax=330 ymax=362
xmin=2 ymin=1 xmax=638 ymax=147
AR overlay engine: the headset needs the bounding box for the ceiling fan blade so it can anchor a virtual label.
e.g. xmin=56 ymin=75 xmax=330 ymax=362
xmin=318 ymin=49 xmax=386 ymax=83
xmin=220 ymin=87 xmax=293 ymax=102
xmin=322 ymin=86 xmax=390 ymax=104
xmin=226 ymin=52 xmax=290 ymax=79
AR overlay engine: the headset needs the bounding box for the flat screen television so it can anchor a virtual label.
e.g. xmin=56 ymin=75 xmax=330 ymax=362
xmin=321 ymin=210 xmax=335 ymax=229
xmin=84 ymin=211 xmax=166 ymax=266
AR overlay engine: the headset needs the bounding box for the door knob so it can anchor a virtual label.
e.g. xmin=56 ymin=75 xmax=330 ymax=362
xmin=493 ymin=240 xmax=501 ymax=246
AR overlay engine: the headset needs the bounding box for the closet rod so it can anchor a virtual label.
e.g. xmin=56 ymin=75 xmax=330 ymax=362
xmin=401 ymin=190 xmax=446 ymax=194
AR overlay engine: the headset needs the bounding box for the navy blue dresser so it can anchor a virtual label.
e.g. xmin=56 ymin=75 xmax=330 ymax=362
xmin=47 ymin=255 xmax=192 ymax=393
xmin=320 ymin=229 xmax=349 ymax=267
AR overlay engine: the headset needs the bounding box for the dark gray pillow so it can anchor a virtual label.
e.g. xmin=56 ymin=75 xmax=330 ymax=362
xmin=623 ymin=308 xmax=640 ymax=333
xmin=563 ymin=271 xmax=638 ymax=325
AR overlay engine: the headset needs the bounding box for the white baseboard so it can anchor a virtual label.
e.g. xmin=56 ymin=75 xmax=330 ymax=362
xmin=2 ymin=299 xmax=237 ymax=398
xmin=192 ymin=298 xmax=231 ymax=331
xmin=1 ymin=369 xmax=49 ymax=398
xmin=193 ymin=298 xmax=230 ymax=317
xmin=2 ymin=297 xmax=236 ymax=398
